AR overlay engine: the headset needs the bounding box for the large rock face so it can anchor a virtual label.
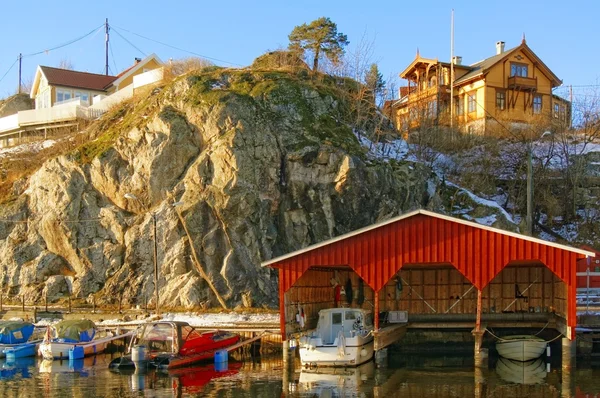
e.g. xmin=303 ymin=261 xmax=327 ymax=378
xmin=0 ymin=69 xmax=438 ymax=308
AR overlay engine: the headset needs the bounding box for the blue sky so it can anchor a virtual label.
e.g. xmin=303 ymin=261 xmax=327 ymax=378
xmin=0 ymin=0 xmax=597 ymax=99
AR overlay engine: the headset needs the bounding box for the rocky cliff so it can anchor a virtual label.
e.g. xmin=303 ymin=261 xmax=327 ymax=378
xmin=0 ymin=66 xmax=509 ymax=309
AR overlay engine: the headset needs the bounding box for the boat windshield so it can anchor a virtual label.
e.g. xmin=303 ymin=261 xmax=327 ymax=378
xmin=181 ymin=325 xmax=202 ymax=342
xmin=139 ymin=323 xmax=177 ymax=353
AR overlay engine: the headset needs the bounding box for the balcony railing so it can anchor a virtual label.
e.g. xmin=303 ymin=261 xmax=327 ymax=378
xmin=507 ymin=75 xmax=537 ymax=91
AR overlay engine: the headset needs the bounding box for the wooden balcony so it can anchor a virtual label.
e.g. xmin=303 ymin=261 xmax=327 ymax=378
xmin=507 ymin=75 xmax=537 ymax=91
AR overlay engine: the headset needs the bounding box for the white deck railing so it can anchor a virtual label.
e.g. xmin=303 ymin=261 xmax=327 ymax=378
xmin=0 ymin=114 xmax=19 ymax=133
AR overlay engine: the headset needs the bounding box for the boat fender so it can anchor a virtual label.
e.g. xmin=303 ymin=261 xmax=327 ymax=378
xmin=361 ymin=348 xmax=368 ymax=357
xmin=395 ymin=277 xmax=403 ymax=299
xmin=345 ymin=278 xmax=353 ymax=305
xmin=334 ymin=285 xmax=341 ymax=306
xmin=546 ymin=345 xmax=551 ymax=357
xmin=357 ymin=279 xmax=365 ymax=306
xmin=132 ymin=345 xmax=147 ymax=362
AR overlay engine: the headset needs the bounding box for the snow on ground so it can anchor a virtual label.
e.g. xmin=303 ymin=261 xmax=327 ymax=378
xmin=33 ymin=311 xmax=280 ymax=328
xmin=354 ymin=132 xmax=410 ymax=161
xmin=161 ymin=312 xmax=279 ymax=327
xmin=0 ymin=139 xmax=56 ymax=160
xmin=446 ymin=181 xmax=516 ymax=225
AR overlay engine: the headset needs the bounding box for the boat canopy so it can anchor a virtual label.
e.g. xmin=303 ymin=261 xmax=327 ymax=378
xmin=54 ymin=319 xmax=96 ymax=343
xmin=0 ymin=321 xmax=34 ymax=344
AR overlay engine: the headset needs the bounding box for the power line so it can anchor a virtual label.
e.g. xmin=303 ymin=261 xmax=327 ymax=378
xmin=112 ymin=25 xmax=242 ymax=67
xmin=109 ymin=42 xmax=119 ymax=75
xmin=111 ymin=28 xmax=146 ymax=57
xmin=22 ymin=25 xmax=104 ymax=58
xmin=0 ymin=59 xmax=18 ymax=85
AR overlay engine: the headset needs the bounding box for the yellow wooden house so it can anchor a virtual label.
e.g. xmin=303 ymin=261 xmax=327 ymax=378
xmin=389 ymin=38 xmax=571 ymax=135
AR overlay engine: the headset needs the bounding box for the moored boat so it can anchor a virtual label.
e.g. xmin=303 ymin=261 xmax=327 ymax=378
xmin=109 ymin=321 xmax=240 ymax=370
xmin=298 ymin=308 xmax=374 ymax=367
xmin=495 ymin=335 xmax=547 ymax=361
xmin=38 ymin=319 xmax=107 ymax=360
xmin=0 ymin=321 xmax=40 ymax=359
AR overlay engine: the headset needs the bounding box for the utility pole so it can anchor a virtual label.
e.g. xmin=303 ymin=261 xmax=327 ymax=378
xmin=526 ymin=145 xmax=533 ymax=236
xmin=105 ymin=18 xmax=110 ymax=76
xmin=152 ymin=212 xmax=160 ymax=316
xmin=450 ymin=9 xmax=455 ymax=130
xmin=17 ymin=53 xmax=22 ymax=94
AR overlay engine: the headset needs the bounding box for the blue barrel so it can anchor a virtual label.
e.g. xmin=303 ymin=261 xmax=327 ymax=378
xmin=214 ymin=349 xmax=228 ymax=363
xmin=69 ymin=346 xmax=84 ymax=360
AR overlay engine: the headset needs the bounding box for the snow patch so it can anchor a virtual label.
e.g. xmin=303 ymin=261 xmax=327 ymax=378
xmin=447 ymin=181 xmax=515 ymax=225
xmin=354 ymin=132 xmax=409 ymax=161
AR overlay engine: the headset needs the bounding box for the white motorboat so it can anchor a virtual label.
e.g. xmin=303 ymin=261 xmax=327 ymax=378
xmin=495 ymin=335 xmax=547 ymax=361
xmin=298 ymin=308 xmax=374 ymax=367
xmin=38 ymin=319 xmax=108 ymax=360
xmin=496 ymin=357 xmax=547 ymax=384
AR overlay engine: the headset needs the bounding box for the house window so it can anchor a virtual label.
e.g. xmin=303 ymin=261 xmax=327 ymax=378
xmin=468 ymin=92 xmax=477 ymax=113
xmin=554 ymin=103 xmax=560 ymax=119
xmin=56 ymin=89 xmax=72 ymax=103
xmin=427 ymin=100 xmax=438 ymax=118
xmin=510 ymin=63 xmax=528 ymax=77
xmin=496 ymin=90 xmax=505 ymax=110
xmin=456 ymin=96 xmax=464 ymax=115
xmin=75 ymin=91 xmax=89 ymax=103
xmin=533 ymin=95 xmax=542 ymax=114
xmin=428 ymin=76 xmax=436 ymax=88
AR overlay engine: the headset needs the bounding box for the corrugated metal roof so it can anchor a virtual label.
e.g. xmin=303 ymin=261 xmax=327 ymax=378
xmin=263 ymin=209 xmax=595 ymax=268
xmin=39 ymin=66 xmax=117 ymax=91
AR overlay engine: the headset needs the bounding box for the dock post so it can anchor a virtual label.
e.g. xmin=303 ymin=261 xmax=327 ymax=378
xmin=282 ymin=339 xmax=294 ymax=397
xmin=473 ymin=289 xmax=487 ymax=368
xmin=562 ymin=337 xmax=575 ymax=396
xmin=375 ymin=348 xmax=388 ymax=367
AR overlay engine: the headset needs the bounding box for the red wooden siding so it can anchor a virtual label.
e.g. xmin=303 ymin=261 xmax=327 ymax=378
xmin=271 ymin=213 xmax=584 ymax=337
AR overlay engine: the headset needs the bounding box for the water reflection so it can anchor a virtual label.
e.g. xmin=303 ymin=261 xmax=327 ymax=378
xmin=1 ymin=351 xmax=600 ymax=396
xmin=297 ymin=361 xmax=374 ymax=397
xmin=495 ymin=357 xmax=547 ymax=385
xmin=0 ymin=357 xmax=34 ymax=379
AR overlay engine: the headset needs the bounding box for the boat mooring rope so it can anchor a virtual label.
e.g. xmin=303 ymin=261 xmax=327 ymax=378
xmin=484 ymin=327 xmax=563 ymax=344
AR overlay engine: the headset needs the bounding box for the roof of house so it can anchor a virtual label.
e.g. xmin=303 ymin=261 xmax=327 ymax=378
xmin=453 ymin=42 xmax=562 ymax=87
xmin=453 ymin=45 xmax=519 ymax=85
xmin=39 ymin=66 xmax=117 ymax=91
xmin=109 ymin=53 xmax=163 ymax=90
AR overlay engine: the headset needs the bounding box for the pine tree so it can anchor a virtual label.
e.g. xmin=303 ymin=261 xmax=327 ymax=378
xmin=288 ymin=17 xmax=349 ymax=72
xmin=365 ymin=64 xmax=385 ymax=105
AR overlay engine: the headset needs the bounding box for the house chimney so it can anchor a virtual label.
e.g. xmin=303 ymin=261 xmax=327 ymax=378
xmin=496 ymin=41 xmax=505 ymax=55
xmin=135 ymin=57 xmax=142 ymax=64
xmin=452 ymin=56 xmax=462 ymax=65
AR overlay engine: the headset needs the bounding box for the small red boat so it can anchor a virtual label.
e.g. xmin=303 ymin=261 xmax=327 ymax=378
xmin=109 ymin=321 xmax=240 ymax=370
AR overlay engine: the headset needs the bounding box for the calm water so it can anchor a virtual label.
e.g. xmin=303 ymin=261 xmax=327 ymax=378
xmin=2 ymin=351 xmax=600 ymax=397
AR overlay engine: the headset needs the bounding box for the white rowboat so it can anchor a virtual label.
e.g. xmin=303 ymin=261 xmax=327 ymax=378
xmin=495 ymin=335 xmax=547 ymax=362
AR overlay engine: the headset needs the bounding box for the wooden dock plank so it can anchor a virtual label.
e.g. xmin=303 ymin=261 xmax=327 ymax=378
xmin=374 ymin=324 xmax=407 ymax=351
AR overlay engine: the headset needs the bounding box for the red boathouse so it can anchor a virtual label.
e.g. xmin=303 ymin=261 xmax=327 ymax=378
xmin=263 ymin=209 xmax=595 ymax=346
